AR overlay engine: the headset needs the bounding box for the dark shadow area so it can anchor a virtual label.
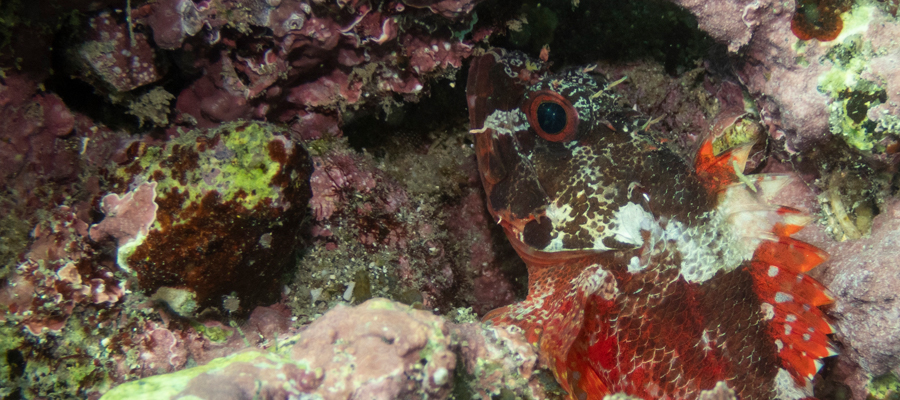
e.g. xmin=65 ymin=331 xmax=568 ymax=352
xmin=477 ymin=0 xmax=719 ymax=75
xmin=343 ymin=74 xmax=469 ymax=156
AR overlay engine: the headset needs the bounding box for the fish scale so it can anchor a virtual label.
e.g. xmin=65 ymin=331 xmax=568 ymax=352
xmin=467 ymin=49 xmax=834 ymax=400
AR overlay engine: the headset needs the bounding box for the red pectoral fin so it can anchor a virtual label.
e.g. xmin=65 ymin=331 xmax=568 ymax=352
xmin=754 ymin=237 xmax=829 ymax=275
xmin=747 ymin=220 xmax=836 ymax=387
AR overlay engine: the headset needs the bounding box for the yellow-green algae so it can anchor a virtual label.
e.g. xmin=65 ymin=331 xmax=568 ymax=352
xmin=119 ymin=121 xmax=288 ymax=217
xmin=815 ymin=4 xmax=895 ymax=152
xmin=0 ymin=324 xmax=26 ymax=397
xmin=869 ymin=372 xmax=900 ymax=400
xmin=114 ymin=121 xmax=293 ymax=271
xmin=187 ymin=320 xmax=233 ymax=343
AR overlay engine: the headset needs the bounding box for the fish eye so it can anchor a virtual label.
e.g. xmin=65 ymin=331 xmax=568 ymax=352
xmin=536 ymin=102 xmax=567 ymax=134
xmin=524 ymin=91 xmax=579 ymax=142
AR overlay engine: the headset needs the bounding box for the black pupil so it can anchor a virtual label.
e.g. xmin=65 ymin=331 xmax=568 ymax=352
xmin=536 ymin=102 xmax=567 ymax=134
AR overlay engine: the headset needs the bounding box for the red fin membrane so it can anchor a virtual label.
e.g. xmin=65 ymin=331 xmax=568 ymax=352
xmin=694 ymin=139 xmax=753 ymax=194
xmin=749 ymin=218 xmax=835 ymax=387
xmin=567 ymin=339 xmax=611 ymax=400
xmin=696 ymin=134 xmax=836 ymax=389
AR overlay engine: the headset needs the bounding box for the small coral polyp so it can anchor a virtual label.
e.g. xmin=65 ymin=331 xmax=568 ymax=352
xmin=791 ymin=0 xmax=853 ymax=41
xmin=109 ymin=121 xmax=312 ymax=313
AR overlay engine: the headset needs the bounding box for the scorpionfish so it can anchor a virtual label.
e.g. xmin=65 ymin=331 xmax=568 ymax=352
xmin=466 ymin=49 xmax=835 ymax=400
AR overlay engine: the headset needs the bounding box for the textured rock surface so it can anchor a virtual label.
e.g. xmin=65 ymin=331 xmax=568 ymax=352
xmin=672 ymin=0 xmax=900 ymax=166
xmin=801 ymin=199 xmax=900 ymax=399
xmin=101 ymin=298 xmax=547 ymax=400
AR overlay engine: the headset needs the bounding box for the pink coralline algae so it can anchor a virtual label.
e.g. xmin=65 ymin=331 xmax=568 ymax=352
xmin=452 ymin=322 xmax=549 ymax=399
xmin=89 ymin=181 xmax=158 ymax=249
xmin=129 ymin=0 xmax=479 ymax=131
xmin=401 ymin=0 xmax=485 ymax=19
xmin=444 ymin=191 xmax=517 ymax=315
xmin=302 ymin=139 xmax=519 ymax=314
xmin=172 ymin=58 xmax=254 ymax=128
xmin=133 ymin=320 xmax=191 ymax=375
xmin=288 ymin=110 xmax=342 ymax=141
xmin=591 ymin=61 xmax=749 ymax=157
xmin=101 ymin=299 xmax=546 ymax=400
xmin=402 ymin=35 xmax=472 ymax=75
xmin=286 ymin=69 xmax=364 ymax=109
xmin=309 ymin=151 xmax=378 ymax=221
xmin=306 ymin=147 xmax=457 ymax=308
xmin=144 ymin=0 xmax=205 ymax=50
xmin=0 ymin=75 xmax=78 ymax=202
xmin=798 ymin=199 xmax=900 ymax=399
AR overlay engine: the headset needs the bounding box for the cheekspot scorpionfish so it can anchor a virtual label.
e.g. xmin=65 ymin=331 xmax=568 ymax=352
xmin=466 ymin=49 xmax=835 ymax=400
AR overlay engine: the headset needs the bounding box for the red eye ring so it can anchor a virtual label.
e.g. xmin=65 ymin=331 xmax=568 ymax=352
xmin=524 ymin=90 xmax=579 ymax=142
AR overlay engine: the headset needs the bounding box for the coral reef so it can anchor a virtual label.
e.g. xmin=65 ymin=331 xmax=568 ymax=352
xmin=453 ymin=321 xmax=553 ymax=398
xmin=89 ymin=181 xmax=159 ymax=251
xmin=0 ymin=75 xmax=78 ymax=250
xmin=0 ymin=0 xmax=897 ymax=398
xmin=127 ymin=0 xmax=483 ymax=133
xmin=0 ymin=207 xmax=124 ymax=335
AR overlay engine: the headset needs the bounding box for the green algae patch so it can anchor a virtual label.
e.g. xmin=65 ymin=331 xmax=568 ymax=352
xmin=0 ymin=324 xmax=26 ymax=397
xmin=119 ymin=121 xmax=290 ymax=225
xmin=868 ymin=372 xmax=900 ymax=400
xmin=192 ymin=322 xmax=233 ymax=343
